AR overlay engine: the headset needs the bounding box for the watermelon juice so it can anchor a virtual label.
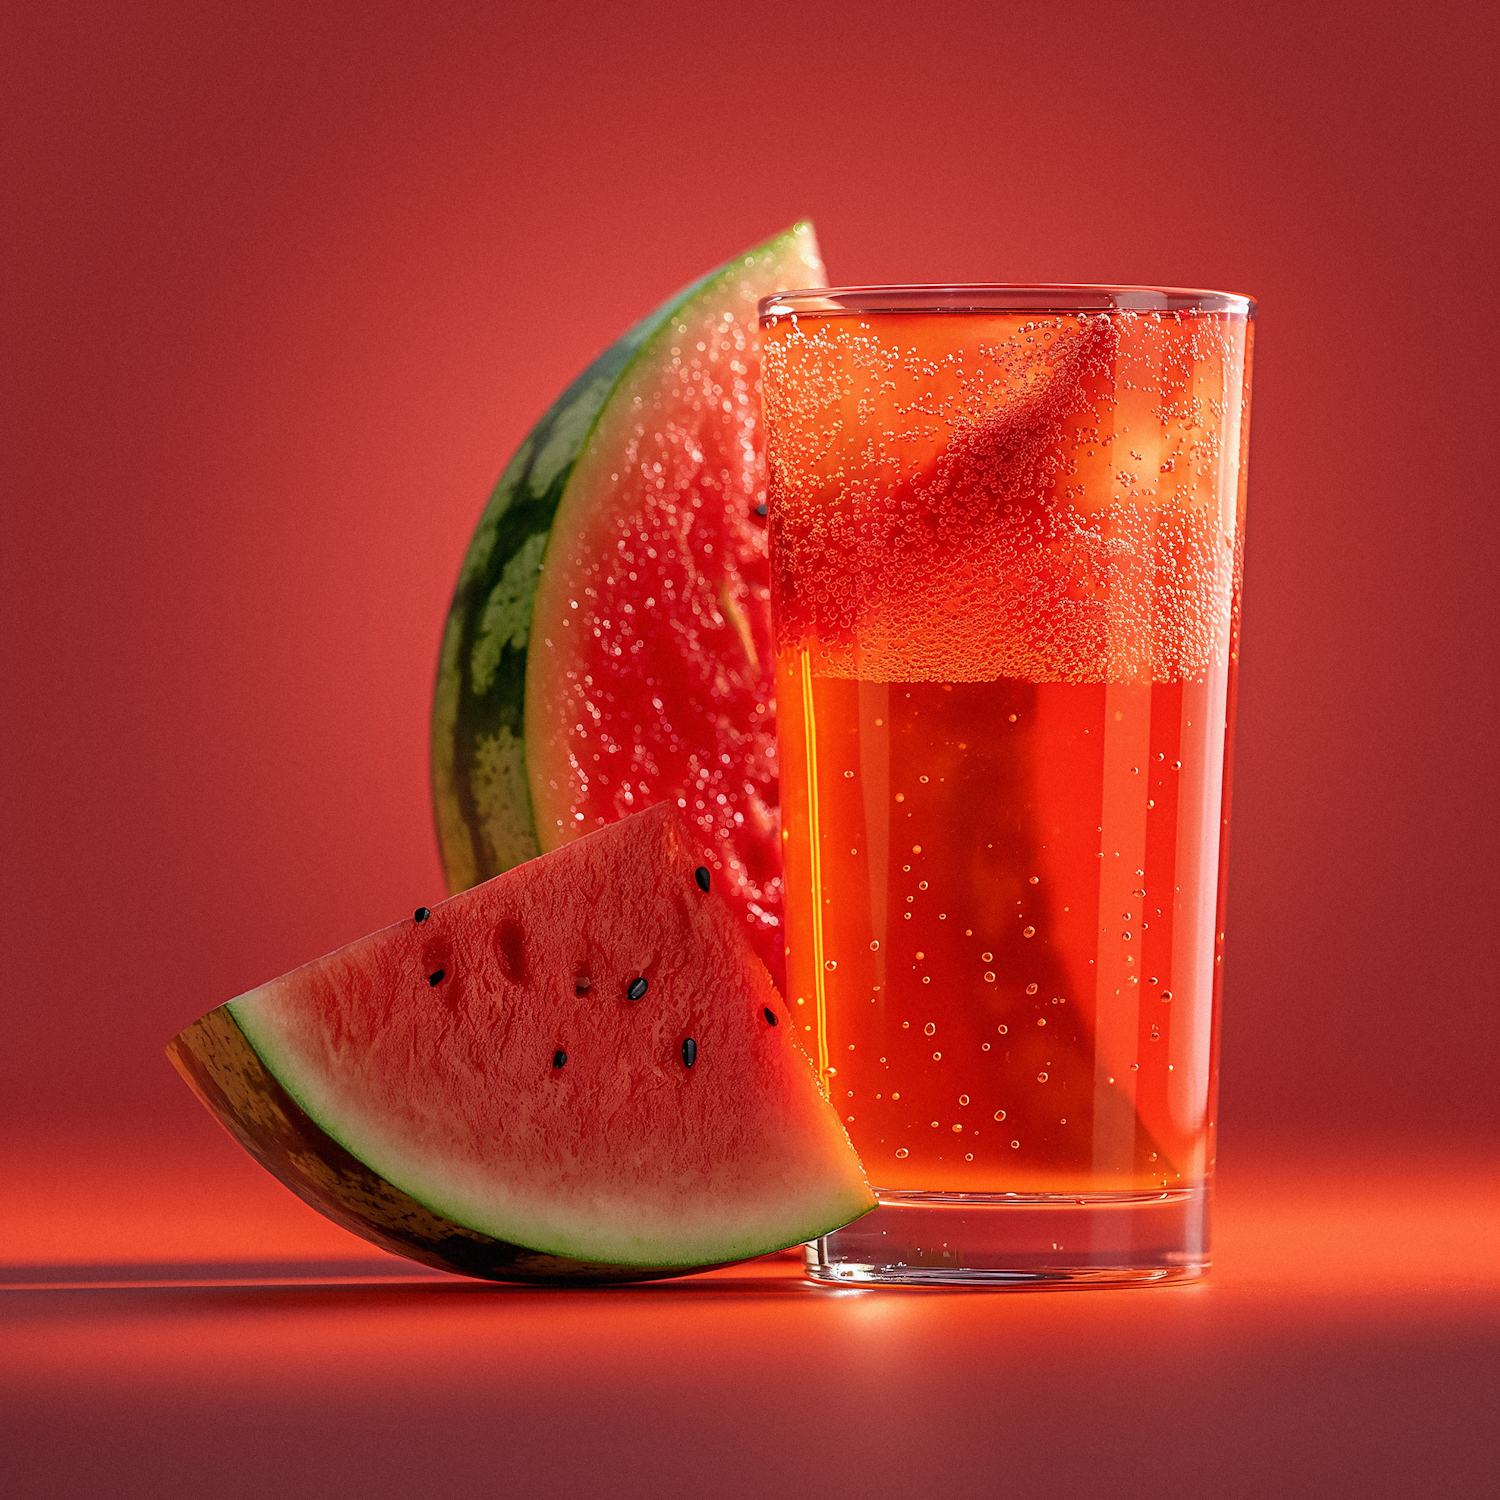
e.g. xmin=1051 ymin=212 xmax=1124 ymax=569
xmin=760 ymin=287 xmax=1254 ymax=1284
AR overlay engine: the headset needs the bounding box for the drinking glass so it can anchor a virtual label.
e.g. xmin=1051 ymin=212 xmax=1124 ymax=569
xmin=760 ymin=286 xmax=1254 ymax=1285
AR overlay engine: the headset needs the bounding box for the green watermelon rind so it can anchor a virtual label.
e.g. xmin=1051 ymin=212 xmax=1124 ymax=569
xmin=224 ymin=985 xmax=870 ymax=1271
xmin=431 ymin=223 xmax=817 ymax=896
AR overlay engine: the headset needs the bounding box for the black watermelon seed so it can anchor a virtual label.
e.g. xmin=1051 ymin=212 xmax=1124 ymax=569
xmin=413 ymin=907 xmax=430 ymax=923
xmin=754 ymin=503 xmax=768 ymax=517
xmin=764 ymin=1007 xmax=778 ymax=1026
xmin=575 ymin=977 xmax=591 ymax=996
xmin=627 ymin=977 xmax=648 ymax=1001
xmin=427 ymin=969 xmax=445 ymax=986
xmin=552 ymin=1050 xmax=567 ymax=1069
xmin=694 ymin=866 xmax=711 ymax=893
xmin=682 ymin=1037 xmax=698 ymax=1068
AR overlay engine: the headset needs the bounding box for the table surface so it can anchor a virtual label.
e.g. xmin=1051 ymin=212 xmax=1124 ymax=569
xmin=4 ymin=1134 xmax=1497 ymax=1500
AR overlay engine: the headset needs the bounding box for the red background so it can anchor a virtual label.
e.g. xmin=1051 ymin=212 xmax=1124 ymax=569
xmin=2 ymin=3 xmax=1496 ymax=1495
xmin=5 ymin=0 xmax=1494 ymax=1158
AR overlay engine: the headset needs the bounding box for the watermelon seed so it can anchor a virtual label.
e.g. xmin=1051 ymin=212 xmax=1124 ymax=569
xmin=428 ymin=969 xmax=445 ymax=986
xmin=754 ymin=503 xmax=768 ymax=517
xmin=764 ymin=1007 xmax=778 ymax=1026
xmin=552 ymin=1050 xmax=567 ymax=1069
xmin=627 ymin=977 xmax=648 ymax=1001
xmin=682 ymin=1038 xmax=698 ymax=1068
xmin=575 ymin=977 xmax=592 ymax=996
xmin=694 ymin=866 xmax=711 ymax=892
xmin=413 ymin=907 xmax=431 ymax=923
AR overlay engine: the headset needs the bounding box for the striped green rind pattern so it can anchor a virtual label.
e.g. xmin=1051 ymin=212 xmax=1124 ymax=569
xmin=431 ymin=227 xmax=810 ymax=895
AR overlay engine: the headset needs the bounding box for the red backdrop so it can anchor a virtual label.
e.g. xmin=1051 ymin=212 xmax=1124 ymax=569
xmin=3 ymin=0 xmax=1495 ymax=1171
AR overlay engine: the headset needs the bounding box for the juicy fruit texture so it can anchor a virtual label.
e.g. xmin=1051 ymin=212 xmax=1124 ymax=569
xmin=433 ymin=225 xmax=829 ymax=989
xmin=168 ymin=804 xmax=874 ymax=1282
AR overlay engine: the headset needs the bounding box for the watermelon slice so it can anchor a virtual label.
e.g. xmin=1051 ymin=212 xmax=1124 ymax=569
xmin=431 ymin=224 xmax=828 ymax=990
xmin=167 ymin=803 xmax=873 ymax=1284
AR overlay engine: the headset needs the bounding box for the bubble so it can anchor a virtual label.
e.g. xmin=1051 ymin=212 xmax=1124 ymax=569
xmin=1161 ymin=989 xmax=1173 ymax=1000
xmin=951 ymin=1123 xmax=963 ymax=1133
xmin=984 ymin=972 xmax=996 ymax=983
xmin=894 ymin=793 xmax=905 ymax=802
xmin=824 ymin=959 xmax=837 ymax=971
xmin=892 ymin=1092 xmax=900 ymax=1100
xmin=1037 ymin=1072 xmax=1048 ymax=1082
xmin=1172 ymin=760 xmax=1181 ymax=769
xmin=924 ymin=1022 xmax=936 ymax=1036
xmin=1010 ymin=1140 xmax=1020 ymax=1149
xmin=916 ymin=951 xmax=925 ymax=960
xmin=895 ymin=1148 xmax=909 ymax=1159
xmin=965 ymin=1153 xmax=974 ymax=1161
xmin=959 ymin=1095 xmax=970 ymax=1106
xmin=931 ymin=1121 xmax=940 ymax=1128
xmin=870 ymin=940 xmax=880 ymax=951
xmin=981 ymin=1042 xmax=991 ymax=1051
xmin=1022 ymin=926 xmax=1035 ymax=937
xmin=1029 ymin=875 xmax=1040 ymax=884
xmin=919 ymin=776 xmax=929 ymax=784
xmin=932 ymin=1051 xmax=942 ymax=1061
xmin=997 ymin=1024 xmax=1008 ymax=1034
xmin=1026 ymin=983 xmax=1038 ymax=994
xmin=918 ymin=880 xmax=928 ymax=890
xmin=912 ymin=845 xmax=922 ymax=854
xmin=844 ymin=770 xmax=854 ymax=778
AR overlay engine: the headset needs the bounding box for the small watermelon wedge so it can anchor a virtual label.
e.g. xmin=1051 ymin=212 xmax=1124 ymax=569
xmin=167 ymin=803 xmax=873 ymax=1284
xmin=431 ymin=224 xmax=828 ymax=991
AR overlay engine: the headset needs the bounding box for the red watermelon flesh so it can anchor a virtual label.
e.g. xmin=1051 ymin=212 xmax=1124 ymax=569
xmin=184 ymin=802 xmax=873 ymax=1272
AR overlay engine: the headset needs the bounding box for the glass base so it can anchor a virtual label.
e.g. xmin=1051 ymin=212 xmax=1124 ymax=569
xmin=805 ymin=1185 xmax=1210 ymax=1288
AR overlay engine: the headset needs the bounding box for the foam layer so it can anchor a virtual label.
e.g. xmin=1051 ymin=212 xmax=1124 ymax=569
xmin=762 ymin=309 xmax=1252 ymax=683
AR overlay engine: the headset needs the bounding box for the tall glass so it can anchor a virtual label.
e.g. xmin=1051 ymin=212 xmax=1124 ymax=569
xmin=760 ymin=286 xmax=1254 ymax=1285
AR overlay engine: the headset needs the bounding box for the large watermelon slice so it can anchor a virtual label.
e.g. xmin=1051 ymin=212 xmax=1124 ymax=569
xmin=431 ymin=224 xmax=828 ymax=990
xmin=167 ymin=803 xmax=873 ymax=1284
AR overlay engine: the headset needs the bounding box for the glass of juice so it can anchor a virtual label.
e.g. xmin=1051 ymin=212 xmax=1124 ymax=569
xmin=760 ymin=285 xmax=1255 ymax=1285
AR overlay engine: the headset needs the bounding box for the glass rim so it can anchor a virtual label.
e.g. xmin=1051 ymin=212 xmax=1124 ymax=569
xmin=759 ymin=283 xmax=1255 ymax=320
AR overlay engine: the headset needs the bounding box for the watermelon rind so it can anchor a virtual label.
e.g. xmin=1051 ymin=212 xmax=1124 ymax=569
xmin=169 ymin=1007 xmax=695 ymax=1285
xmin=431 ymin=225 xmax=825 ymax=983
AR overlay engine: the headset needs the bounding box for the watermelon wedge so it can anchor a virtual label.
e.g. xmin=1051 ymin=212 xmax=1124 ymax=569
xmin=432 ymin=224 xmax=828 ymax=990
xmin=168 ymin=803 xmax=874 ymax=1283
